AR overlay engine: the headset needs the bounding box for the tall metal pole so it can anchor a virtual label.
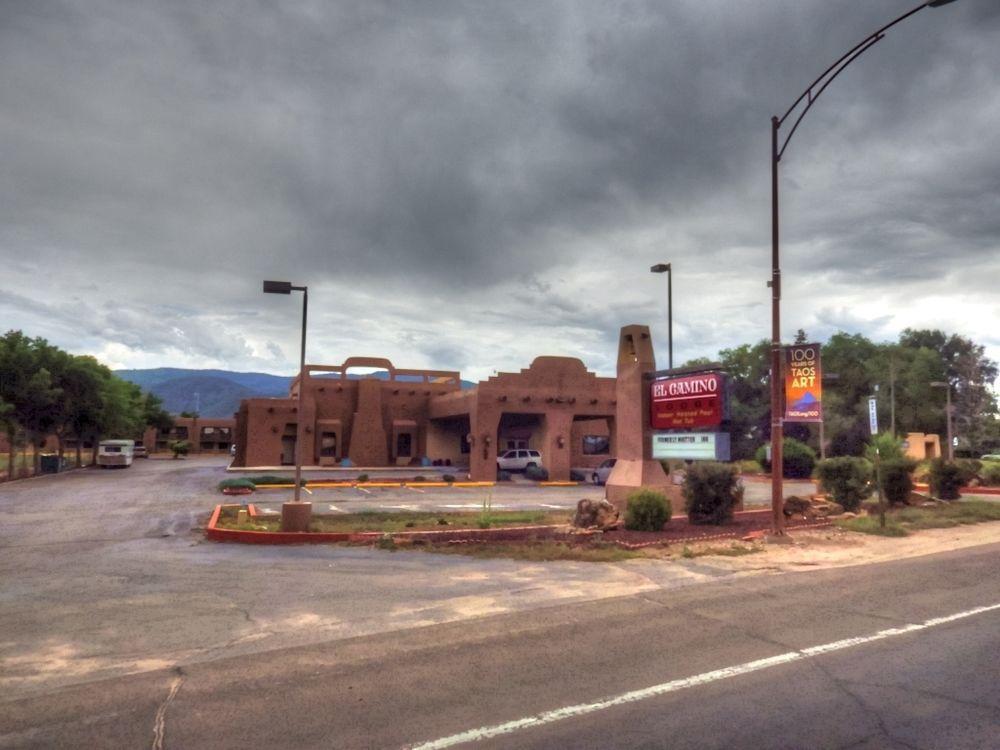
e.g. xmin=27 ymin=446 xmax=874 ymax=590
xmin=294 ymin=287 xmax=308 ymax=503
xmin=667 ymin=264 xmax=673 ymax=370
xmin=945 ymin=383 xmax=953 ymax=461
xmin=770 ymin=116 xmax=785 ymax=535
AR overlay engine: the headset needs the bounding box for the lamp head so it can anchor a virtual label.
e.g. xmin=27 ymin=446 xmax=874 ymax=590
xmin=263 ymin=280 xmax=292 ymax=294
xmin=650 ymin=263 xmax=671 ymax=274
xmin=927 ymin=0 xmax=960 ymax=7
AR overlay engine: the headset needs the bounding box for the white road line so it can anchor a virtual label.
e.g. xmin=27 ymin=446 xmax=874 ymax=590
xmin=405 ymin=486 xmax=426 ymax=493
xmin=327 ymin=504 xmax=346 ymax=513
xmin=405 ymin=602 xmax=1000 ymax=750
xmin=439 ymin=504 xmax=481 ymax=509
xmin=302 ymin=487 xmax=313 ymax=495
xmin=539 ymin=503 xmax=566 ymax=509
xmin=356 ymin=487 xmax=371 ymax=495
xmin=385 ymin=504 xmax=421 ymax=511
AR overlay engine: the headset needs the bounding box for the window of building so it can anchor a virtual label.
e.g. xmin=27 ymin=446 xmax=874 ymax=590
xmin=506 ymin=439 xmax=528 ymax=451
xmin=460 ymin=435 xmax=470 ymax=454
xmin=174 ymin=427 xmax=189 ymax=440
xmin=582 ymin=435 xmax=610 ymax=455
xmin=320 ymin=432 xmax=338 ymax=458
xmin=396 ymin=432 xmax=412 ymax=458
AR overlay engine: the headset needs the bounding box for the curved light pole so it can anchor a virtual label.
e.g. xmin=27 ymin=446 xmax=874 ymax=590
xmin=769 ymin=0 xmax=961 ymax=534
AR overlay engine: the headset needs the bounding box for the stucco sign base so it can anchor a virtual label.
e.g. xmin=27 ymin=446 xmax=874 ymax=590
xmin=605 ymin=458 xmax=675 ymax=509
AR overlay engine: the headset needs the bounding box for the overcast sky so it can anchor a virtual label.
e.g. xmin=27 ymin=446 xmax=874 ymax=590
xmin=2 ymin=0 xmax=998 ymax=383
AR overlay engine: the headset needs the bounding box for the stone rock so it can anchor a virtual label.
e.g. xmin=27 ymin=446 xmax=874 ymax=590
xmin=572 ymin=498 xmax=621 ymax=530
xmin=812 ymin=501 xmax=845 ymax=518
xmin=783 ymin=495 xmax=812 ymax=517
xmin=839 ymin=512 xmax=857 ymax=519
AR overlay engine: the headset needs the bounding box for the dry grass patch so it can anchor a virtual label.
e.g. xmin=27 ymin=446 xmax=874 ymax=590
xmin=834 ymin=500 xmax=1000 ymax=537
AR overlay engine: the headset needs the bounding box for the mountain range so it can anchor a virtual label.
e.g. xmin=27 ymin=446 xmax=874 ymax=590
xmin=115 ymin=368 xmax=474 ymax=417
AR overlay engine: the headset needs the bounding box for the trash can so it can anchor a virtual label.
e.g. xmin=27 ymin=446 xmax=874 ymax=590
xmin=39 ymin=454 xmax=61 ymax=474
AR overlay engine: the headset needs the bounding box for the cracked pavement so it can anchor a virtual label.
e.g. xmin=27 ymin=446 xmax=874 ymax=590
xmin=1 ymin=458 xmax=998 ymax=748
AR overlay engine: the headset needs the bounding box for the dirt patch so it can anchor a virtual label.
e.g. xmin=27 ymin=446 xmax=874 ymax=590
xmin=694 ymin=522 xmax=1000 ymax=574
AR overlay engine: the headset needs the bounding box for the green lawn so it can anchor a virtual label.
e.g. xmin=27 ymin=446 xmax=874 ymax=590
xmin=216 ymin=508 xmax=571 ymax=534
xmin=835 ymin=500 xmax=1000 ymax=537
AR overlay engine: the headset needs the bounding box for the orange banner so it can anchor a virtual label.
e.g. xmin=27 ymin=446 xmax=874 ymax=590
xmin=784 ymin=344 xmax=822 ymax=423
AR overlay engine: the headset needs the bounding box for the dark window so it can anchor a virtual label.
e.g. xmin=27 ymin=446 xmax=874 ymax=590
xmin=396 ymin=433 xmax=412 ymax=458
xmin=460 ymin=435 xmax=470 ymax=454
xmin=174 ymin=427 xmax=189 ymax=440
xmin=582 ymin=435 xmax=610 ymax=455
xmin=320 ymin=432 xmax=337 ymax=458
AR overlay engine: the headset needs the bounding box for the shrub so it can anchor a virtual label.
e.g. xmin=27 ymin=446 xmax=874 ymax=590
xmin=981 ymin=462 xmax=1000 ymax=487
xmin=815 ymin=457 xmax=873 ymax=512
xmin=624 ymin=489 xmax=671 ymax=531
xmin=569 ymin=469 xmax=586 ymax=482
xmin=755 ymin=438 xmax=816 ymax=478
xmin=928 ymin=459 xmax=963 ymax=500
xmin=496 ymin=470 xmax=511 ymax=482
xmin=878 ymin=457 xmax=917 ymax=506
xmin=683 ymin=461 xmax=742 ymax=525
xmin=412 ymin=475 xmax=426 ymax=482
xmin=865 ymin=432 xmax=906 ymax=463
xmin=954 ymin=459 xmax=981 ymax=485
xmin=246 ymin=474 xmax=304 ymax=486
xmin=217 ymin=478 xmax=256 ymax=491
xmin=524 ymin=465 xmax=549 ymax=481
xmin=442 ymin=474 xmax=456 ymax=483
xmin=169 ymin=440 xmax=190 ymax=459
xmin=356 ymin=473 xmax=370 ymax=483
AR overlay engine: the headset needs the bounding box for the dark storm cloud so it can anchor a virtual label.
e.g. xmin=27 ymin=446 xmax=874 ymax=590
xmin=0 ymin=0 xmax=997 ymax=375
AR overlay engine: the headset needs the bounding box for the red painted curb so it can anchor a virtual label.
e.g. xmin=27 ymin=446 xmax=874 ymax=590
xmin=206 ymin=504 xmax=834 ymax=549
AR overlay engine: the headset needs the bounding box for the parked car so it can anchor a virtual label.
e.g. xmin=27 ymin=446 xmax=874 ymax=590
xmin=592 ymin=458 xmax=616 ymax=485
xmin=133 ymin=445 xmax=149 ymax=459
xmin=496 ymin=449 xmax=542 ymax=471
xmin=981 ymin=454 xmax=1000 ymax=461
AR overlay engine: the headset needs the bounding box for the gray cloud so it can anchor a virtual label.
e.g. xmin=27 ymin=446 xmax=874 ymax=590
xmin=0 ymin=0 xmax=998 ymax=381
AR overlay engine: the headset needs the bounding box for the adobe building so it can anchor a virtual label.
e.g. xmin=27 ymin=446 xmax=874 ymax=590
xmin=142 ymin=416 xmax=236 ymax=454
xmin=903 ymin=432 xmax=941 ymax=462
xmin=233 ymin=355 xmax=617 ymax=481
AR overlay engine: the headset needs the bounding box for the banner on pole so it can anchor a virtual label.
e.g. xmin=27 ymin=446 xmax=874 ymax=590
xmin=784 ymin=343 xmax=822 ymax=422
xmin=868 ymin=397 xmax=878 ymax=435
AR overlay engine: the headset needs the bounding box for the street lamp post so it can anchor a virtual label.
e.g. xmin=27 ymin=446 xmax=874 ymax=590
xmin=768 ymin=0 xmax=960 ymax=535
xmin=263 ymin=280 xmax=309 ymax=504
xmin=930 ymin=381 xmax=954 ymax=460
xmin=650 ymin=263 xmax=673 ymax=370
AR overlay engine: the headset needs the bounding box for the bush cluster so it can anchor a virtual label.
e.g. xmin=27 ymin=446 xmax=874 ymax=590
xmin=755 ymin=437 xmax=816 ymax=478
xmin=954 ymin=459 xmax=981 ymax=485
xmin=245 ymin=474 xmax=304 ymax=486
xmin=878 ymin=457 xmax=917 ymax=506
xmin=442 ymin=473 xmax=456 ymax=483
xmin=624 ymin=489 xmax=671 ymax=531
xmin=524 ymin=465 xmax=549 ymax=481
xmin=928 ymin=459 xmax=964 ymax=500
xmin=683 ymin=462 xmax=742 ymax=525
xmin=981 ymin=462 xmax=1000 ymax=487
xmin=815 ymin=457 xmax=873 ymax=512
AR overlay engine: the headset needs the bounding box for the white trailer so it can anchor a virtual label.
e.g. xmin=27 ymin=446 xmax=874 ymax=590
xmin=97 ymin=439 xmax=135 ymax=468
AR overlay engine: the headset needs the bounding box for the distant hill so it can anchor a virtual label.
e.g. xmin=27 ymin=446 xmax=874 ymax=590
xmin=116 ymin=368 xmax=475 ymax=417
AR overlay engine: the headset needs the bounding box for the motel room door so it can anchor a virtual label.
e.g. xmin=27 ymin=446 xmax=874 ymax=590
xmin=281 ymin=435 xmax=296 ymax=465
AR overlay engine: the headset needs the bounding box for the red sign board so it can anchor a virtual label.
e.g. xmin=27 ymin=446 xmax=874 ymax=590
xmin=651 ymin=372 xmax=726 ymax=429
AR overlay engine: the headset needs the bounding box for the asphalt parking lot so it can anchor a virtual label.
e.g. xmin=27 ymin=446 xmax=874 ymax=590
xmin=2 ymin=456 xmax=756 ymax=700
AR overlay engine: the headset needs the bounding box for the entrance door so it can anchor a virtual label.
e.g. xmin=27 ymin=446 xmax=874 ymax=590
xmin=281 ymin=436 xmax=296 ymax=465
